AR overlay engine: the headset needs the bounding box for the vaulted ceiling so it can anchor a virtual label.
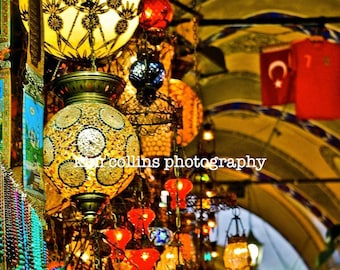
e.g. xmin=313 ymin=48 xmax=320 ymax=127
xmin=170 ymin=0 xmax=340 ymax=268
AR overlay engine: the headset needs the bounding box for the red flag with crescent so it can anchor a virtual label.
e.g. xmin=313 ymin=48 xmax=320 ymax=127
xmin=260 ymin=44 xmax=295 ymax=106
xmin=290 ymin=38 xmax=340 ymax=120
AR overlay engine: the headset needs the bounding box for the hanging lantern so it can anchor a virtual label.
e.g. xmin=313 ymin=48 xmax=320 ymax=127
xmin=140 ymin=0 xmax=173 ymax=31
xmin=168 ymin=79 xmax=203 ymax=146
xmin=105 ymin=227 xmax=132 ymax=260
xmin=164 ymin=178 xmax=193 ymax=209
xmin=43 ymin=71 xmax=140 ymax=222
xmin=129 ymin=248 xmax=160 ymax=270
xmin=156 ymin=241 xmax=185 ymax=270
xmin=19 ymin=0 xmax=141 ymax=60
xmin=129 ymin=53 xmax=166 ymax=106
xmin=139 ymin=0 xmax=173 ymax=44
xmin=149 ymin=227 xmax=173 ymax=247
xmin=223 ymin=208 xmax=251 ymax=270
xmin=127 ymin=207 xmax=156 ymax=239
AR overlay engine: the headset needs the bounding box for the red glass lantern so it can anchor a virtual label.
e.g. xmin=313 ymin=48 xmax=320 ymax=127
xmin=139 ymin=0 xmax=173 ymax=31
xmin=164 ymin=178 xmax=193 ymax=209
xmin=129 ymin=248 xmax=160 ymax=270
xmin=127 ymin=207 xmax=156 ymax=239
xmin=105 ymin=227 xmax=132 ymax=260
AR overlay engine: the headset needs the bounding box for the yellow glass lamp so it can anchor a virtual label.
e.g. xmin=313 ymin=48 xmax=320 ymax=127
xmin=19 ymin=0 xmax=141 ymax=60
xmin=156 ymin=242 xmax=185 ymax=270
xmin=168 ymin=79 xmax=203 ymax=146
xmin=223 ymin=208 xmax=251 ymax=270
xmin=43 ymin=71 xmax=140 ymax=223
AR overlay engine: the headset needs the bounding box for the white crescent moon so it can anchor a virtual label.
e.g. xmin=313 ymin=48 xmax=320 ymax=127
xmin=268 ymin=60 xmax=288 ymax=80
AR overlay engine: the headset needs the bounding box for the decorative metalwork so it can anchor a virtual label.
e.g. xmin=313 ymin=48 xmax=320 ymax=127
xmin=43 ymin=71 xmax=140 ymax=200
xmin=23 ymin=64 xmax=44 ymax=103
xmin=19 ymin=0 xmax=141 ymax=60
xmin=28 ymin=0 xmax=42 ymax=67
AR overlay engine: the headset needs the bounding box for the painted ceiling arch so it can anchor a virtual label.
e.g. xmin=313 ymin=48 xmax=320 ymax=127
xmin=175 ymin=1 xmax=340 ymax=268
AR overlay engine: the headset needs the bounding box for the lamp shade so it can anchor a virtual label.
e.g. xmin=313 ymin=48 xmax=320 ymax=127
xmin=169 ymin=79 xmax=203 ymax=146
xmin=164 ymin=178 xmax=193 ymax=209
xmin=105 ymin=227 xmax=132 ymax=260
xmin=43 ymin=72 xmax=140 ymax=201
xmin=129 ymin=55 xmax=166 ymax=106
xmin=127 ymin=207 xmax=156 ymax=239
xmin=20 ymin=0 xmax=141 ymax=60
xmin=223 ymin=236 xmax=251 ymax=270
xmin=139 ymin=0 xmax=173 ymax=31
xmin=156 ymin=244 xmax=184 ymax=270
xmin=129 ymin=248 xmax=160 ymax=270
xmin=149 ymin=227 xmax=173 ymax=247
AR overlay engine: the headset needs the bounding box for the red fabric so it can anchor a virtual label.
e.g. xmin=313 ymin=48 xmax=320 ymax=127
xmin=260 ymin=44 xmax=294 ymax=106
xmin=290 ymin=39 xmax=340 ymax=120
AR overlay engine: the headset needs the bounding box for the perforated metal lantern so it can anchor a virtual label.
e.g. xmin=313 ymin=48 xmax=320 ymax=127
xmin=43 ymin=72 xmax=140 ymax=206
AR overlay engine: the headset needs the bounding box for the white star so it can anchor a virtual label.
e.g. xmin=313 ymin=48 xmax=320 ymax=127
xmin=274 ymin=79 xmax=283 ymax=88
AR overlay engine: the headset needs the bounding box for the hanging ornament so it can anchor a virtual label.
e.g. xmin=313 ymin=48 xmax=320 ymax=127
xmin=129 ymin=248 xmax=160 ymax=270
xmin=129 ymin=53 xmax=166 ymax=106
xmin=149 ymin=227 xmax=173 ymax=247
xmin=105 ymin=227 xmax=132 ymax=260
xmin=139 ymin=0 xmax=173 ymax=44
xmin=164 ymin=178 xmax=193 ymax=210
xmin=127 ymin=207 xmax=156 ymax=239
xmin=223 ymin=208 xmax=251 ymax=270
xmin=43 ymin=71 xmax=140 ymax=223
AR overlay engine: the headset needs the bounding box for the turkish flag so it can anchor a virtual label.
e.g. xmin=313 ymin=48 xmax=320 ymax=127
xmin=260 ymin=44 xmax=294 ymax=106
xmin=290 ymin=38 xmax=340 ymax=120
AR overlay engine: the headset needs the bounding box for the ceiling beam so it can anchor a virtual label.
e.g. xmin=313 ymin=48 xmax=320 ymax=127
xmin=199 ymin=178 xmax=340 ymax=186
xmin=171 ymin=16 xmax=340 ymax=27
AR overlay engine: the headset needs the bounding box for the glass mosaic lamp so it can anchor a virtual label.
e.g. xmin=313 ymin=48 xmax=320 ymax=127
xmin=19 ymin=0 xmax=143 ymax=223
xmin=43 ymin=71 xmax=140 ymax=223
xmin=223 ymin=208 xmax=251 ymax=270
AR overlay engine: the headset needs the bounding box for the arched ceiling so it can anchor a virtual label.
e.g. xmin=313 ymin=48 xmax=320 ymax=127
xmin=171 ymin=0 xmax=340 ymax=268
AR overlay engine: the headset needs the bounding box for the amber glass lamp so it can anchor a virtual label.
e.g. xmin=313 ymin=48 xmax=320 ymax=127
xmin=223 ymin=208 xmax=251 ymax=270
xmin=156 ymin=240 xmax=185 ymax=270
xmin=169 ymin=79 xmax=203 ymax=146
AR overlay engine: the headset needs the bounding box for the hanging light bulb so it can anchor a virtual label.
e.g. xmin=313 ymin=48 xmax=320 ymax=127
xmin=164 ymin=178 xmax=193 ymax=210
xmin=207 ymin=212 xmax=217 ymax=228
xmin=202 ymin=123 xmax=215 ymax=141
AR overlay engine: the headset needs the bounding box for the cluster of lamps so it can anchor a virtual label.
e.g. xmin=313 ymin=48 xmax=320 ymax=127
xmin=17 ymin=0 xmax=264 ymax=269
